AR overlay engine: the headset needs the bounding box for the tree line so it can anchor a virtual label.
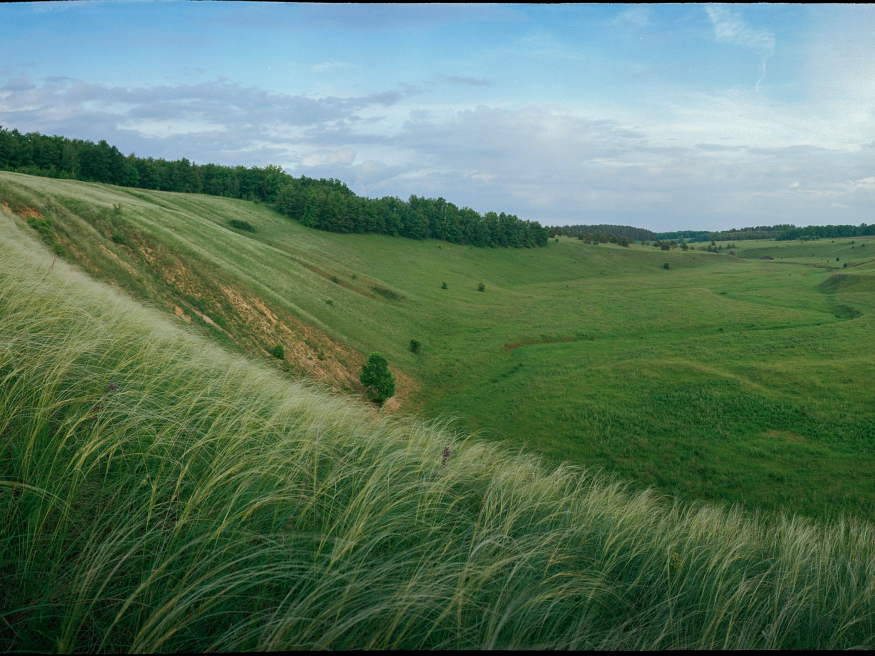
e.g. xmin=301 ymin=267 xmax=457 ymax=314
xmin=0 ymin=125 xmax=547 ymax=248
xmin=654 ymin=230 xmax=711 ymax=242
xmin=548 ymin=223 xmax=655 ymax=241
xmin=655 ymin=224 xmax=875 ymax=243
xmin=575 ymin=232 xmax=634 ymax=247
xmin=274 ymin=178 xmax=547 ymax=247
xmin=692 ymin=224 xmax=875 ymax=243
xmin=775 ymin=224 xmax=875 ymax=241
xmin=655 ymin=227 xmax=792 ymax=242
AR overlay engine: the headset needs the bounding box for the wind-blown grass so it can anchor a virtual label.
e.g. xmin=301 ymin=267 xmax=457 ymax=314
xmin=4 ymin=171 xmax=875 ymax=518
xmin=1 ymin=215 xmax=875 ymax=650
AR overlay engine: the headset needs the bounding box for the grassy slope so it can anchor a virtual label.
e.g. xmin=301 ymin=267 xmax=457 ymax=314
xmin=2 ymin=171 xmax=875 ymax=520
xmin=3 ymin=195 xmax=875 ymax=651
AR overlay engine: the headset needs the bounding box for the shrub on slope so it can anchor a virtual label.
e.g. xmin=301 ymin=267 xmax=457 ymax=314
xmin=1 ymin=213 xmax=874 ymax=650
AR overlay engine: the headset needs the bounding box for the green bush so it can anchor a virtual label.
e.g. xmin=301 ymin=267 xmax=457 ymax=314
xmin=409 ymin=339 xmax=421 ymax=354
xmin=26 ymin=215 xmax=66 ymax=256
xmin=229 ymin=219 xmax=256 ymax=232
xmin=477 ymin=282 xmax=486 ymax=292
xmin=270 ymin=344 xmax=285 ymax=360
xmin=441 ymin=282 xmax=447 ymax=289
xmin=26 ymin=216 xmax=53 ymax=241
xmin=359 ymin=352 xmax=396 ymax=404
xmin=331 ymin=275 xmax=339 ymax=283
xmin=111 ymin=233 xmax=129 ymax=246
xmin=663 ymin=263 xmax=670 ymax=270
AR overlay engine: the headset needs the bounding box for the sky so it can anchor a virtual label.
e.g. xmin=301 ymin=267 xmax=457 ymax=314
xmin=1 ymin=3 xmax=874 ymax=231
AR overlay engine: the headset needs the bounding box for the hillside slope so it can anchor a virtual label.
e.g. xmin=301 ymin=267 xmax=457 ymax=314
xmin=2 ymin=171 xmax=875 ymax=519
xmin=3 ymin=192 xmax=875 ymax=650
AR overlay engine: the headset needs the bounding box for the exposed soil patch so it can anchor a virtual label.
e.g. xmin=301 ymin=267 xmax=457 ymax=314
xmin=18 ymin=206 xmax=43 ymax=219
xmin=174 ymin=305 xmax=192 ymax=323
xmin=214 ymin=281 xmax=424 ymax=404
xmin=97 ymin=242 xmax=138 ymax=277
xmin=0 ymin=199 xmax=42 ymax=220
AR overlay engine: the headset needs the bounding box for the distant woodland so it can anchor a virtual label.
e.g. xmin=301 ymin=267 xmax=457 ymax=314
xmin=660 ymin=224 xmax=875 ymax=242
xmin=0 ymin=126 xmax=547 ymax=248
xmin=553 ymin=222 xmax=875 ymax=244
xmin=3 ymin=126 xmax=871 ymax=247
xmin=547 ymin=224 xmax=656 ymax=241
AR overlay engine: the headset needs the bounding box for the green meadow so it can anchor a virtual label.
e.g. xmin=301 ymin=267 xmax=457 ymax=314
xmin=2 ymin=170 xmax=875 ymax=523
xmin=3 ymin=175 xmax=875 ymax=650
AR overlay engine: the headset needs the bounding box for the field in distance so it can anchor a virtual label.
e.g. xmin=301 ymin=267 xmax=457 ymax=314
xmin=3 ymin=170 xmax=875 ymax=519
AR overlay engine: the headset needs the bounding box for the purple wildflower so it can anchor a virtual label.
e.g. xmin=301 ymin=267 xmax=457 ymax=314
xmin=441 ymin=447 xmax=451 ymax=467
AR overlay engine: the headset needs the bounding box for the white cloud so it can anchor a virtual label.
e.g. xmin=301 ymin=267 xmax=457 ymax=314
xmin=705 ymin=5 xmax=774 ymax=91
xmin=299 ymin=148 xmax=356 ymax=167
xmin=310 ymin=61 xmax=351 ymax=73
xmin=0 ymin=76 xmax=403 ymax=165
xmin=614 ymin=6 xmax=652 ymax=28
xmin=706 ymin=6 xmax=774 ymax=53
xmin=846 ymin=176 xmax=875 ymax=191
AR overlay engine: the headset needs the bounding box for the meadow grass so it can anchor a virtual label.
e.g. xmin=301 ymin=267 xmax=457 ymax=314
xmin=2 ymin=171 xmax=875 ymax=520
xmin=3 ymin=189 xmax=875 ymax=650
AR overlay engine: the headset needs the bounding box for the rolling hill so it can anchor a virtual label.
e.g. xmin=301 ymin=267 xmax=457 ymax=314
xmin=2 ymin=170 xmax=875 ymax=520
xmin=3 ymin=174 xmax=875 ymax=650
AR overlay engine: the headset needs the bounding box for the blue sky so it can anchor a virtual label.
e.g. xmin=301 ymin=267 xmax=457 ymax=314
xmin=1 ymin=3 xmax=874 ymax=230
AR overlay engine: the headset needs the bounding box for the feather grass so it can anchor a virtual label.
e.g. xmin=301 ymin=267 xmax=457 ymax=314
xmin=1 ymin=213 xmax=874 ymax=650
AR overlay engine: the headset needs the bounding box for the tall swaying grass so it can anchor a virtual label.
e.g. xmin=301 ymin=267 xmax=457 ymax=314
xmin=1 ymin=216 xmax=875 ymax=650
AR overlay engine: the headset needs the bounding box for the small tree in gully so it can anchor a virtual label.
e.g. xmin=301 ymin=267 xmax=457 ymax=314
xmin=359 ymin=352 xmax=396 ymax=405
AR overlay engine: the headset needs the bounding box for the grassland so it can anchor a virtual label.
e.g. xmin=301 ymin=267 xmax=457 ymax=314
xmin=3 ymin=187 xmax=875 ymax=650
xmin=2 ymin=171 xmax=875 ymax=522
